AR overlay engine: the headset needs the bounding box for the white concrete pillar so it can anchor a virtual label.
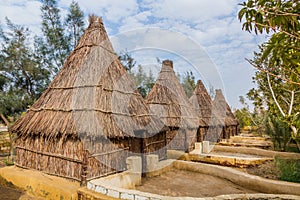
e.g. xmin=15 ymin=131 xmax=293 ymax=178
xmin=146 ymin=154 xmax=159 ymax=172
xmin=202 ymin=141 xmax=211 ymax=154
xmin=126 ymin=156 xmax=142 ymax=173
xmin=195 ymin=142 xmax=202 ymax=153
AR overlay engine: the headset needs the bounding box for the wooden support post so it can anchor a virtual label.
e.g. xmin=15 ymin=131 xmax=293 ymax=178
xmin=81 ymin=150 xmax=88 ymax=187
xmin=0 ymin=114 xmax=10 ymax=128
xmin=134 ymin=129 xmax=146 ymax=177
xmin=184 ymin=130 xmax=188 ymax=153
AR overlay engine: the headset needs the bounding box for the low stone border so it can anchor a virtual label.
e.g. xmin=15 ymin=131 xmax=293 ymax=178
xmin=86 ymin=159 xmax=300 ymax=199
xmin=213 ymin=145 xmax=300 ymax=159
xmin=188 ymin=152 xmax=273 ymax=167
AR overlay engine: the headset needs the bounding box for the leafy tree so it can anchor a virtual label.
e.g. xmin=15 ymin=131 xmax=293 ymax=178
xmin=235 ymin=96 xmax=267 ymax=133
xmin=0 ymin=0 xmax=85 ymax=119
xmin=119 ymin=52 xmax=155 ymax=97
xmin=40 ymin=0 xmax=70 ymax=74
xmin=208 ymin=84 xmax=216 ymax=99
xmin=144 ymin=69 xmax=155 ymax=95
xmin=247 ymin=46 xmax=300 ymax=149
xmin=238 ymin=0 xmax=300 ymax=86
xmin=65 ymin=1 xmax=85 ymax=48
xmin=118 ymin=51 xmax=136 ymax=72
xmin=0 ymin=19 xmax=50 ymax=117
xmin=239 ymin=0 xmax=300 ymax=150
xmin=132 ymin=65 xmax=156 ymax=98
xmin=235 ymin=108 xmax=252 ymax=128
xmin=266 ymin=113 xmax=291 ymax=151
xmin=181 ymin=71 xmax=196 ymax=98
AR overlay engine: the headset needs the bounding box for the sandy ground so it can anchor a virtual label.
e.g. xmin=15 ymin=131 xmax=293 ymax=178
xmin=136 ymin=169 xmax=257 ymax=197
xmin=0 ymin=185 xmax=43 ymax=200
xmin=0 ymin=161 xmax=43 ymax=200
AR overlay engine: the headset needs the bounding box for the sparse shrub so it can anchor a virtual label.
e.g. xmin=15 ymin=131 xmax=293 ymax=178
xmin=275 ymin=157 xmax=300 ymax=183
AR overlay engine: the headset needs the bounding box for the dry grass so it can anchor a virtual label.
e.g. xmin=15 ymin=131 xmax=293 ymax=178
xmin=246 ymin=161 xmax=281 ymax=180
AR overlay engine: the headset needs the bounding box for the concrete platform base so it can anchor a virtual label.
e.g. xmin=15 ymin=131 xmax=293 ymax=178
xmin=213 ymin=145 xmax=300 ymax=159
xmin=189 ymin=151 xmax=273 ymax=168
xmin=218 ymin=135 xmax=272 ymax=149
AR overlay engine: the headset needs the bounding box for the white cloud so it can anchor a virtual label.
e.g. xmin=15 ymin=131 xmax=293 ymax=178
xmin=142 ymin=0 xmax=238 ymax=22
xmin=0 ymin=0 xmax=42 ymax=32
xmin=0 ymin=0 xmax=264 ymax=109
xmin=111 ymin=28 xmax=225 ymax=92
xmin=65 ymin=0 xmax=139 ymax=23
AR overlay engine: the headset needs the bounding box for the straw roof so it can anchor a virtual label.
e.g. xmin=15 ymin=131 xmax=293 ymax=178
xmin=213 ymin=89 xmax=238 ymax=126
xmin=189 ymin=80 xmax=222 ymax=126
xmin=146 ymin=60 xmax=203 ymax=129
xmin=10 ymin=15 xmax=164 ymax=140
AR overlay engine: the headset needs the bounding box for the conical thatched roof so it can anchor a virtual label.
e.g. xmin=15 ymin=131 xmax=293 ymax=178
xmin=213 ymin=89 xmax=238 ymax=126
xmin=10 ymin=15 xmax=164 ymax=140
xmin=189 ymin=80 xmax=221 ymax=126
xmin=146 ymin=60 xmax=203 ymax=129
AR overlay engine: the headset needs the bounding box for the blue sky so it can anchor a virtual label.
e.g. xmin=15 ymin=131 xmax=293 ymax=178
xmin=0 ymin=0 xmax=266 ymax=109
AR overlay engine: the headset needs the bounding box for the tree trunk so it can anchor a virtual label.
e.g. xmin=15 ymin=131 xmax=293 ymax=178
xmin=291 ymin=125 xmax=300 ymax=151
xmin=0 ymin=114 xmax=10 ymax=127
xmin=0 ymin=114 xmax=14 ymax=162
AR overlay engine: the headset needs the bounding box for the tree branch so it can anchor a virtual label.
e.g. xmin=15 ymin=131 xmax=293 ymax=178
xmin=246 ymin=58 xmax=300 ymax=86
xmin=254 ymin=21 xmax=300 ymax=39
xmin=266 ymin=73 xmax=286 ymax=117
xmin=288 ymin=90 xmax=294 ymax=116
xmin=264 ymin=8 xmax=300 ymax=17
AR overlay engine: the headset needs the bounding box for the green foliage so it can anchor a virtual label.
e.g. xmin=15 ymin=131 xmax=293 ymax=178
xmin=119 ymin=52 xmax=197 ymax=98
xmin=118 ymin=51 xmax=136 ymax=72
xmin=239 ymin=0 xmax=300 ymax=150
xmin=181 ymin=71 xmax=196 ymax=98
xmin=0 ymin=0 xmax=85 ymax=118
xmin=239 ymin=0 xmax=300 ymax=34
xmin=119 ymin=52 xmax=155 ymax=98
xmin=266 ymin=114 xmax=291 ymax=151
xmin=39 ymin=0 xmax=76 ymax=74
xmin=38 ymin=0 xmax=85 ymax=76
xmin=276 ymin=157 xmax=300 ymax=183
xmin=235 ymin=96 xmax=267 ymax=134
xmin=234 ymin=108 xmax=251 ymax=128
xmin=132 ymin=65 xmax=155 ymax=98
xmin=0 ymin=19 xmax=50 ymax=117
xmin=65 ymin=1 xmax=85 ymax=48
xmin=2 ymin=158 xmax=14 ymax=166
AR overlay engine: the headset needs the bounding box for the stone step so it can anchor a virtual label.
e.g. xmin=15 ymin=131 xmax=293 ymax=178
xmin=218 ymin=141 xmax=272 ymax=149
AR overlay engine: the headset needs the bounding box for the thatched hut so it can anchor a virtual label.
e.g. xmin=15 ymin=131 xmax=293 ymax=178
xmin=146 ymin=60 xmax=202 ymax=152
xmin=213 ymin=89 xmax=239 ymax=139
xmin=10 ymin=16 xmax=167 ymax=184
xmin=189 ymin=80 xmax=223 ymax=142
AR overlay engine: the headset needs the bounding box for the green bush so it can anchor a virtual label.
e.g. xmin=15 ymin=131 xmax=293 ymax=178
xmin=276 ymin=157 xmax=300 ymax=183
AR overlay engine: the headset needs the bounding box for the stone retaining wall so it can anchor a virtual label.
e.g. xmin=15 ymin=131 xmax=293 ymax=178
xmin=214 ymin=145 xmax=300 ymax=159
xmin=85 ymin=156 xmax=300 ymax=199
